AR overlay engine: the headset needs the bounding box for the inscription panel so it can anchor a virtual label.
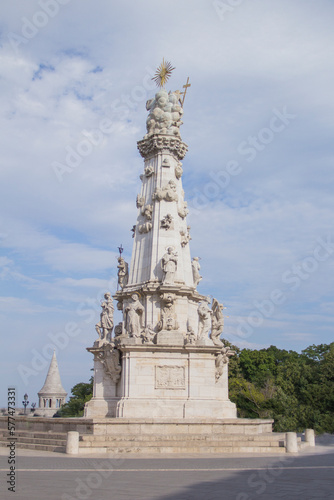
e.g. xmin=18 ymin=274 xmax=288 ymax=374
xmin=155 ymin=365 xmax=185 ymax=390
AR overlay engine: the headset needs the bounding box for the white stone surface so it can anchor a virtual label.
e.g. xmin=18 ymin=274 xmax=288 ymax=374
xmin=286 ymin=432 xmax=298 ymax=453
xmin=66 ymin=431 xmax=79 ymax=454
xmin=86 ymin=90 xmax=249 ymax=425
xmin=305 ymin=428 xmax=315 ymax=446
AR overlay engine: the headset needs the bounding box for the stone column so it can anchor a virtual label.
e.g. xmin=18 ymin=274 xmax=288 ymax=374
xmin=66 ymin=431 xmax=79 ymax=454
xmin=286 ymin=432 xmax=298 ymax=453
xmin=305 ymin=428 xmax=315 ymax=447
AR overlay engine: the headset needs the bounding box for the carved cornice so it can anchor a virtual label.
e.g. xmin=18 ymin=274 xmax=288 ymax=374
xmin=137 ymin=135 xmax=188 ymax=160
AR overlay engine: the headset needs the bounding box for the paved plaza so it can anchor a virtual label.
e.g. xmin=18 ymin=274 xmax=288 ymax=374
xmin=1 ymin=443 xmax=333 ymax=500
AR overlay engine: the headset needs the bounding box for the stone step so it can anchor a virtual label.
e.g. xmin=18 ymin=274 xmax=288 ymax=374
xmin=78 ymin=431 xmax=287 ymax=454
xmin=0 ymin=436 xmax=67 ymax=446
xmin=0 ymin=440 xmax=66 ymax=452
xmin=79 ymin=444 xmax=287 ymax=454
xmin=0 ymin=429 xmax=68 ymax=440
xmin=79 ymin=436 xmax=285 ymax=447
xmin=0 ymin=429 xmax=67 ymax=452
xmin=80 ymin=432 xmax=286 ymax=443
xmin=79 ymin=440 xmax=284 ymax=450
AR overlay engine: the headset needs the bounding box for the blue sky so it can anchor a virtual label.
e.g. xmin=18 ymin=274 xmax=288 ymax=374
xmin=0 ymin=0 xmax=333 ymax=407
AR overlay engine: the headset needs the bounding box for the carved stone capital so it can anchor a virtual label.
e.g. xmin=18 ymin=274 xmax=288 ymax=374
xmin=137 ymin=135 xmax=188 ymax=160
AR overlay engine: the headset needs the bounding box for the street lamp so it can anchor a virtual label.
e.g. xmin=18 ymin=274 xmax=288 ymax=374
xmin=22 ymin=393 xmax=29 ymax=415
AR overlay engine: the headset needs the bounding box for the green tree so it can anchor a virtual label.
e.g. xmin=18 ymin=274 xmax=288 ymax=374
xmin=227 ymin=342 xmax=334 ymax=434
xmin=57 ymin=377 xmax=93 ymax=417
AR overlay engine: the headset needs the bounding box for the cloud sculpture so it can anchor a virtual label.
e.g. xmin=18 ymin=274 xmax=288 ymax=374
xmin=145 ymin=90 xmax=183 ymax=138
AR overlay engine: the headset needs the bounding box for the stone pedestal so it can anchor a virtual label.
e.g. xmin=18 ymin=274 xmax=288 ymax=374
xmin=85 ymin=343 xmax=236 ymax=419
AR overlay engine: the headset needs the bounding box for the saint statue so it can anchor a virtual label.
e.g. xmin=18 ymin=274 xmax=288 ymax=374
xmin=210 ymin=298 xmax=224 ymax=347
xmin=142 ymin=324 xmax=156 ymax=344
xmin=161 ymin=247 xmax=178 ymax=284
xmin=117 ymin=256 xmax=128 ymax=289
xmin=125 ymin=293 xmax=145 ymax=337
xmin=95 ymin=292 xmax=114 ymax=341
xmin=197 ymin=296 xmax=212 ymax=340
xmin=192 ymin=257 xmax=202 ymax=286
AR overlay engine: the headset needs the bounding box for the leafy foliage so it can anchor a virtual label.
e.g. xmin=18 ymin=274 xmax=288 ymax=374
xmin=57 ymin=377 xmax=93 ymax=418
xmin=226 ymin=341 xmax=334 ymax=433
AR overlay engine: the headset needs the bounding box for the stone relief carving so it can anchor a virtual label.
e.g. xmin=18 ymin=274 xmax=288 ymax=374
xmin=131 ymin=225 xmax=136 ymax=238
xmin=180 ymin=226 xmax=191 ymax=247
xmin=117 ymin=256 xmax=128 ymax=290
xmin=137 ymin=135 xmax=188 ymax=161
xmin=192 ymin=257 xmax=202 ymax=287
xmin=114 ymin=322 xmax=123 ymax=337
xmin=136 ymin=194 xmax=145 ymax=208
xmin=161 ymin=247 xmax=178 ymax=284
xmin=145 ymin=90 xmax=183 ymax=138
xmin=125 ymin=293 xmax=145 ymax=337
xmin=161 ymin=213 xmax=173 ymax=230
xmin=141 ymin=204 xmax=153 ymax=221
xmin=97 ymin=345 xmax=122 ymax=383
xmin=215 ymin=347 xmax=235 ymax=382
xmin=155 ymin=365 xmax=185 ymax=389
xmin=185 ymin=325 xmax=196 ymax=345
xmin=198 ymin=296 xmax=212 ymax=340
xmin=210 ymin=298 xmax=225 ymax=347
xmin=95 ymin=293 xmax=114 ymax=342
xmin=152 ymin=180 xmax=178 ymax=202
xmin=175 ymin=164 xmax=183 ymax=179
xmin=138 ymin=222 xmax=152 ymax=234
xmin=162 ymin=158 xmax=170 ymax=168
xmin=178 ymin=201 xmax=188 ymax=219
xmin=157 ymin=293 xmax=178 ymax=332
xmin=144 ymin=165 xmax=154 ymax=177
xmin=142 ymin=324 xmax=156 ymax=344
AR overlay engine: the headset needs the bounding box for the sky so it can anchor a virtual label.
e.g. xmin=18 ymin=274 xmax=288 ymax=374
xmin=0 ymin=0 xmax=333 ymax=408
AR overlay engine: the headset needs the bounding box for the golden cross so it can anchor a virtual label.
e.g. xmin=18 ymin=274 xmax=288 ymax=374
xmin=181 ymin=77 xmax=191 ymax=106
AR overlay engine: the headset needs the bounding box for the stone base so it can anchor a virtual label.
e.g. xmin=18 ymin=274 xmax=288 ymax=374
xmin=78 ymin=418 xmax=285 ymax=455
xmin=115 ymin=397 xmax=236 ymax=419
xmin=86 ymin=343 xmax=237 ymax=419
xmin=84 ymin=398 xmax=118 ymax=419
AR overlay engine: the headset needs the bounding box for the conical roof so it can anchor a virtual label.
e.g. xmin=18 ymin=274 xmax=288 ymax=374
xmin=38 ymin=351 xmax=67 ymax=396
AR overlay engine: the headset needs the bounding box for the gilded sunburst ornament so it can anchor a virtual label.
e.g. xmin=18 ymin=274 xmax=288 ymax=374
xmin=152 ymin=58 xmax=175 ymax=88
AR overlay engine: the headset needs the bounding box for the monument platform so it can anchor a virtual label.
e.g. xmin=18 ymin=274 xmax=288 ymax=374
xmin=85 ymin=342 xmax=237 ymax=419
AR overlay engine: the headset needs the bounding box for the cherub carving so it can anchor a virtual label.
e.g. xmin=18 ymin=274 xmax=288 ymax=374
xmin=178 ymin=201 xmax=188 ymax=219
xmin=136 ymin=194 xmax=145 ymax=208
xmin=152 ymin=180 xmax=178 ymax=202
xmin=175 ymin=164 xmax=183 ymax=179
xmin=180 ymin=226 xmax=191 ymax=247
xmin=161 ymin=214 xmax=173 ymax=230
